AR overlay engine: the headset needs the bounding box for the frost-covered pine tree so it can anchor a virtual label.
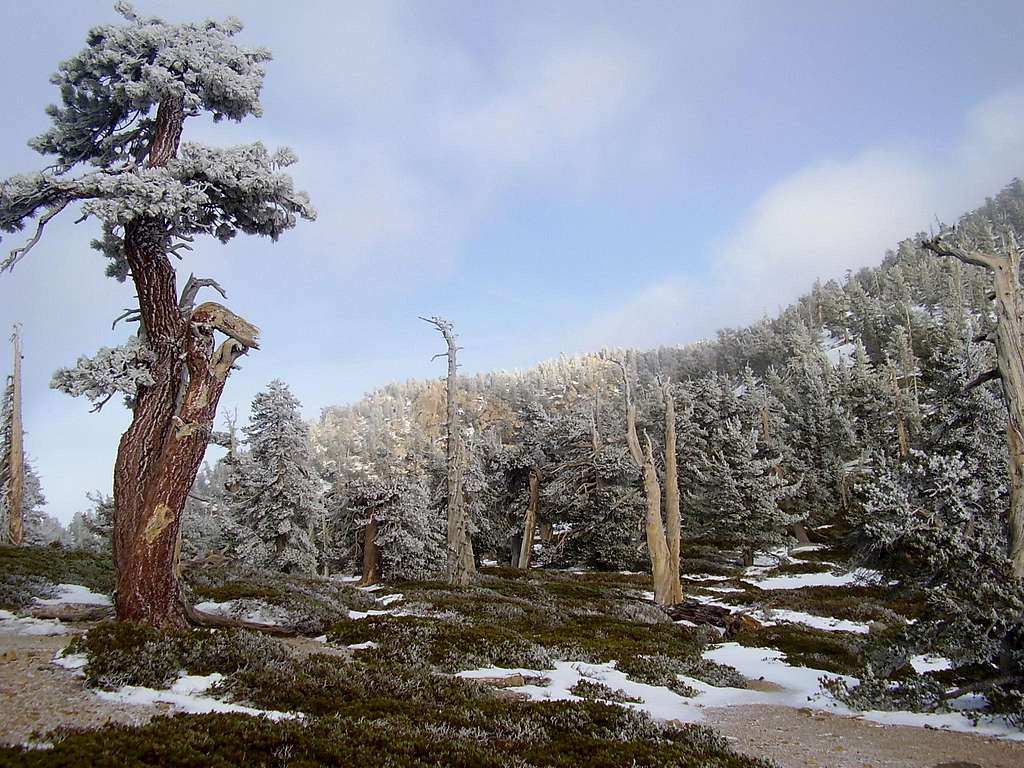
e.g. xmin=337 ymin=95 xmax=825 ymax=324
xmin=0 ymin=4 xmax=314 ymax=626
xmin=234 ymin=381 xmax=322 ymax=575
xmin=0 ymin=457 xmax=48 ymax=546
xmin=67 ymin=493 xmax=114 ymax=554
xmin=347 ymin=474 xmax=446 ymax=582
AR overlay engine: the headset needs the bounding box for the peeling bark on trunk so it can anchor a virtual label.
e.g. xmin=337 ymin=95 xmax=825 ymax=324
xmin=111 ymin=97 xmax=258 ymax=627
xmin=6 ymin=327 xmax=24 ymax=546
xmin=642 ymin=434 xmax=675 ymax=604
xmin=662 ymin=380 xmax=683 ymax=604
xmin=360 ymin=514 xmax=381 ymax=586
xmin=924 ymin=232 xmax=1024 ymax=579
xmin=613 ymin=359 xmax=682 ymax=605
xmin=424 ymin=317 xmax=475 ymax=586
xmin=517 ymin=468 xmax=540 ymax=569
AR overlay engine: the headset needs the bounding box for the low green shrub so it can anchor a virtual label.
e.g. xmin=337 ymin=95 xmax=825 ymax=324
xmin=0 ymin=545 xmax=113 ymax=608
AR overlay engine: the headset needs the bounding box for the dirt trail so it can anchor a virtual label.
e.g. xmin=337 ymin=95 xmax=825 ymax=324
xmin=0 ymin=629 xmax=163 ymax=747
xmin=703 ymin=704 xmax=1024 ymax=768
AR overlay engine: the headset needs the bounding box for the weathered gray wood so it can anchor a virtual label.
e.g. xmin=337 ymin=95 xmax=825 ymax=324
xmin=613 ymin=359 xmax=681 ymax=605
xmin=7 ymin=326 xmax=24 ymax=546
xmin=422 ymin=317 xmax=476 ymax=586
xmin=924 ymin=231 xmax=1024 ymax=579
xmin=517 ymin=467 xmax=540 ymax=569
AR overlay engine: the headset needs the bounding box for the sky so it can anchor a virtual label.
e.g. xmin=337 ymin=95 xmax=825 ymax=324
xmin=1 ymin=0 xmax=1023 ymax=523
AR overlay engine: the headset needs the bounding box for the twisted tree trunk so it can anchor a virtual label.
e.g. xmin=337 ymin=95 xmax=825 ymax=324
xmin=111 ymin=97 xmax=258 ymax=626
xmin=924 ymin=231 xmax=1024 ymax=579
xmin=614 ymin=360 xmax=682 ymax=605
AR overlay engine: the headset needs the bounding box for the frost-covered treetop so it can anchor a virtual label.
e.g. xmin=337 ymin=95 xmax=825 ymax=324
xmin=34 ymin=2 xmax=271 ymax=170
xmin=0 ymin=2 xmax=315 ymax=273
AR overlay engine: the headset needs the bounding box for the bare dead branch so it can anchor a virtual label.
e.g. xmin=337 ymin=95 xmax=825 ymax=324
xmin=179 ymin=274 xmax=228 ymax=312
xmin=963 ymin=368 xmax=1001 ymax=394
xmin=922 ymin=234 xmax=1001 ymax=271
xmin=111 ymin=308 xmax=141 ymax=330
xmin=1 ymin=200 xmax=70 ymax=272
xmin=89 ymin=391 xmax=116 ymax=413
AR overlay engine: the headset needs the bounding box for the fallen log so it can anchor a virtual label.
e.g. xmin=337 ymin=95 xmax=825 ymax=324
xmin=664 ymin=600 xmax=762 ymax=637
xmin=29 ymin=604 xmax=115 ymax=622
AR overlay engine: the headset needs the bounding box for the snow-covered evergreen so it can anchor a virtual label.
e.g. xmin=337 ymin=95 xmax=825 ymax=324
xmin=233 ymin=380 xmax=323 ymax=575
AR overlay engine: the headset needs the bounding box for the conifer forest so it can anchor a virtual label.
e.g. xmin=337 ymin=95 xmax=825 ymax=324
xmin=1 ymin=3 xmax=1023 ymax=767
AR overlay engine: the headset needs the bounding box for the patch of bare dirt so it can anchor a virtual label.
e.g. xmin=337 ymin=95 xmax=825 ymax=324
xmin=703 ymin=704 xmax=1024 ymax=768
xmin=0 ymin=629 xmax=164 ymax=747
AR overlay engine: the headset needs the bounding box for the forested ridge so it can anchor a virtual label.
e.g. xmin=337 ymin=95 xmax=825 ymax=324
xmin=308 ymin=179 xmax=1021 ymax=580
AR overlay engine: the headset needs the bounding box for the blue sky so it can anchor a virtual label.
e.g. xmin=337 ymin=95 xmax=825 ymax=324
xmin=1 ymin=0 xmax=1023 ymax=522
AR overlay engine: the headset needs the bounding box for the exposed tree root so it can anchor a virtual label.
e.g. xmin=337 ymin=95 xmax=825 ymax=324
xmin=183 ymin=601 xmax=298 ymax=638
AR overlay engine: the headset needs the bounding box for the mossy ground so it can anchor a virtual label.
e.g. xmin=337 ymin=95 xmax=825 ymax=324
xmin=2 ymin=541 xmax=917 ymax=767
xmin=0 ymin=558 xmax=780 ymax=767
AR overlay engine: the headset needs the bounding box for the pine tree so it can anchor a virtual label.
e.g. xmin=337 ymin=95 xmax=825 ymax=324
xmin=0 ymin=5 xmax=314 ymax=626
xmin=234 ymin=381 xmax=322 ymax=575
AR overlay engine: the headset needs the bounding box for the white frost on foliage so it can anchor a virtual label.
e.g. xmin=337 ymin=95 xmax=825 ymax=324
xmin=50 ymin=338 xmax=155 ymax=407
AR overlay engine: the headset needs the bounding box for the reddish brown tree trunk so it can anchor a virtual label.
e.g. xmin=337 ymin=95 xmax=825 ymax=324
xmin=111 ymin=97 xmax=252 ymax=626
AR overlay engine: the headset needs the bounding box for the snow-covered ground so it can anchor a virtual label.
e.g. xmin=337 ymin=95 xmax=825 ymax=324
xmin=193 ymin=599 xmax=284 ymax=626
xmin=749 ymin=568 xmax=885 ymax=590
xmin=34 ymin=584 xmax=111 ymax=607
xmin=95 ymin=672 xmax=298 ymax=720
xmin=0 ymin=609 xmax=68 ymax=636
xmin=457 ymin=642 xmax=1024 ymax=741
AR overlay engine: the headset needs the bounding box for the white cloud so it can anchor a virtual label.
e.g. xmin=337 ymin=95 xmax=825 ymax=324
xmin=436 ymin=34 xmax=654 ymax=175
xmin=583 ymin=87 xmax=1024 ymax=350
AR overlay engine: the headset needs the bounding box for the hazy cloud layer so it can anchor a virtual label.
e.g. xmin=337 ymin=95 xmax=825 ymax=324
xmin=584 ymin=89 xmax=1024 ymax=350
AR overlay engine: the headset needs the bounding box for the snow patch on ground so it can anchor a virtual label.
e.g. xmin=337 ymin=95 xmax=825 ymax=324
xmin=376 ymin=593 xmax=404 ymax=606
xmin=96 ymin=672 xmax=298 ymax=720
xmin=0 ymin=610 xmax=68 ymax=636
xmin=458 ymin=643 xmax=1023 ymax=740
xmin=347 ymin=608 xmax=397 ymax=620
xmin=752 ymin=608 xmax=870 ymax=634
xmin=347 ymin=641 xmax=379 ymax=651
xmin=789 ymin=544 xmax=827 ymax=553
xmin=34 ymin=584 xmax=112 ymax=607
xmin=52 ymin=651 xmax=87 ymax=676
xmin=910 ymin=655 xmax=953 ymax=674
xmin=750 ymin=569 xmax=885 ymax=590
